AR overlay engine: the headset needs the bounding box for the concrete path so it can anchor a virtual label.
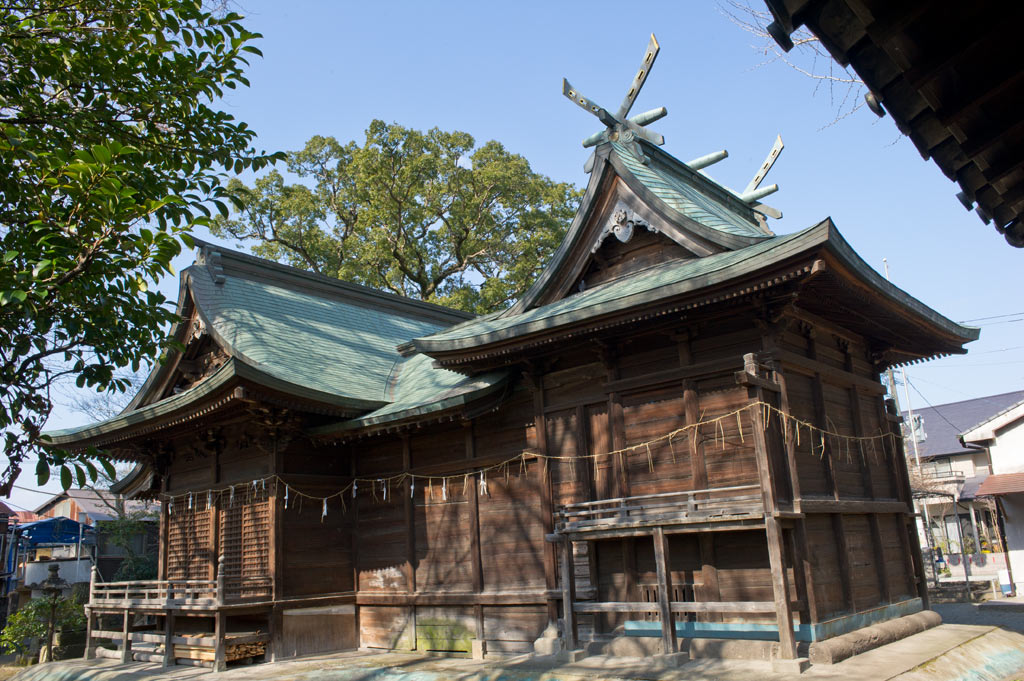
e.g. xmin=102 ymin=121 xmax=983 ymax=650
xmin=11 ymin=622 xmax=1024 ymax=681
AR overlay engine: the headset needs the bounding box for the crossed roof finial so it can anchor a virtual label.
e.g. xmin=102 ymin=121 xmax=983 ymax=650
xmin=562 ymin=34 xmax=668 ymax=173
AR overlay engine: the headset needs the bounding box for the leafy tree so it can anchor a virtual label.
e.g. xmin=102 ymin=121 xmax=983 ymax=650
xmin=0 ymin=0 xmax=281 ymax=494
xmin=0 ymin=594 xmax=86 ymax=656
xmin=212 ymin=121 xmax=582 ymax=313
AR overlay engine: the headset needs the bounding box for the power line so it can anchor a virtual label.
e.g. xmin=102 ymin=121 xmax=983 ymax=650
xmin=906 ymin=377 xmax=962 ymax=433
xmin=954 ymin=313 xmax=1024 ymax=323
xmin=10 ymin=484 xmax=57 ymax=496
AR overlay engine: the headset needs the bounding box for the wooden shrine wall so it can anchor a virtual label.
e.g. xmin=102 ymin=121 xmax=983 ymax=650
xmin=771 ymin=315 xmax=919 ymax=620
xmin=153 ymin=307 xmax=920 ymax=651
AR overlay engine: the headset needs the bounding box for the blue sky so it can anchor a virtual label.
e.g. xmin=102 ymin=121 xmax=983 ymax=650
xmin=9 ymin=1 xmax=1021 ymax=512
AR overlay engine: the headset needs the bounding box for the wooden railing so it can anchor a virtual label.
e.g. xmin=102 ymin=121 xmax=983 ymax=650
xmin=88 ymin=557 xmax=273 ymax=611
xmin=90 ymin=578 xmax=219 ymax=610
xmin=554 ymin=484 xmax=763 ymax=535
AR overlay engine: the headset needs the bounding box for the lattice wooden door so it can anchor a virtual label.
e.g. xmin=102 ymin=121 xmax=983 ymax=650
xmin=166 ymin=496 xmax=213 ymax=580
xmin=219 ymin=483 xmax=271 ymax=600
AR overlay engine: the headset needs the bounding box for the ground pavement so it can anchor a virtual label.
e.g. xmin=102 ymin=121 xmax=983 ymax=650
xmin=10 ymin=602 xmax=1024 ymax=681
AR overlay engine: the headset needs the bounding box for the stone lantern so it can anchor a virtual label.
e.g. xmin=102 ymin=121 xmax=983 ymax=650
xmin=39 ymin=562 xmax=68 ymax=663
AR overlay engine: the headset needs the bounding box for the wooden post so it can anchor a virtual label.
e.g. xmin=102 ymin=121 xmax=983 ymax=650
xmin=880 ymin=397 xmax=930 ymax=607
xmin=216 ymin=554 xmax=226 ymax=606
xmin=529 ymin=370 xmax=559 ymax=627
xmin=83 ymin=567 xmax=97 ymax=659
xmin=790 ymin=523 xmax=819 ymax=625
xmin=162 ymin=612 xmax=175 ymax=667
xmin=765 ymin=516 xmax=797 ymax=660
xmin=697 ymin=534 xmax=721 ymax=623
xmin=849 ymin=386 xmax=891 ymax=604
xmin=402 ymin=435 xmax=416 ymax=595
xmin=466 ymin=421 xmax=485 ymax=652
xmin=120 ymin=610 xmax=132 ymax=663
xmin=746 ymin=353 xmax=796 ymax=659
xmin=559 ymin=537 xmax=577 ymax=651
xmin=213 ymin=610 xmax=226 ymax=672
xmin=652 ymin=527 xmax=677 ymax=654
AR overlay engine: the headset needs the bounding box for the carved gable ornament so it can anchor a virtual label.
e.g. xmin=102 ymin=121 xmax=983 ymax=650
xmin=592 ymin=203 xmax=650 ymax=253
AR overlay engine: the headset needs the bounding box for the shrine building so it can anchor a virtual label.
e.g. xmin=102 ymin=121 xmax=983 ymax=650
xmin=47 ymin=36 xmax=978 ymax=671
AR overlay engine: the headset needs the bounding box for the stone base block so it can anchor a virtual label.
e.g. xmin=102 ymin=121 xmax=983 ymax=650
xmin=771 ymin=657 xmax=810 ymax=674
xmin=689 ymin=638 xmax=777 ymax=661
xmin=655 ymin=651 xmax=688 ymax=668
xmin=590 ymin=635 xmax=665 ymax=657
xmin=471 ymin=640 xmax=487 ymax=660
xmin=557 ymin=648 xmax=588 ymax=663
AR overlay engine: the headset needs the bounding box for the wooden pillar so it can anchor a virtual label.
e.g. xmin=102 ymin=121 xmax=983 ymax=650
xmin=786 ymin=527 xmax=812 ymax=626
xmin=529 ymin=370 xmax=559 ymax=626
xmin=162 ymin=612 xmax=175 ymax=667
xmin=765 ymin=516 xmax=797 ymax=660
xmin=271 ymin=447 xmax=284 ymax=602
xmin=213 ymin=610 xmax=226 ymax=672
xmin=158 ymin=479 xmax=169 ymax=581
xmin=790 ymin=522 xmax=819 ymax=624
xmin=559 ymin=537 xmax=577 ymax=651
xmin=678 ymin=332 xmax=707 ymax=493
xmin=880 ymin=397 xmax=929 ymax=607
xmin=745 ymin=353 xmax=795 ymax=659
xmin=652 ymin=527 xmax=677 ymax=654
xmin=83 ymin=608 xmax=95 ymax=660
xmin=849 ymin=387 xmax=891 ymax=604
xmin=683 ymin=381 xmax=706 ymax=491
xmin=83 ymin=566 xmax=97 ymax=659
xmin=805 ymin=335 xmax=854 ymax=613
xmin=697 ymin=535 xmax=721 ymax=622
xmin=350 ymin=455 xmax=361 ymax=605
xmin=120 ymin=610 xmax=132 ymax=663
xmin=465 ymin=421 xmax=485 ymax=646
xmin=402 ymin=436 xmax=416 ymax=595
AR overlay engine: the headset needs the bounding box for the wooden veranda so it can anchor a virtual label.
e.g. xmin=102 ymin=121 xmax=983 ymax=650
xmin=83 ymin=558 xmax=286 ymax=670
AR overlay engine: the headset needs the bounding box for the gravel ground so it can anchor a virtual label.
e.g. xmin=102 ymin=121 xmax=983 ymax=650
xmin=932 ymin=602 xmax=1024 ymax=632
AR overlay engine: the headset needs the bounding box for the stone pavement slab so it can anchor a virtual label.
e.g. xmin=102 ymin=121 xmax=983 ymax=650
xmin=10 ymin=623 xmax=1024 ymax=681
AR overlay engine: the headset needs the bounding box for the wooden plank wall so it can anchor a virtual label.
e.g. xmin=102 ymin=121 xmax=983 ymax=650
xmin=772 ymin=317 xmax=917 ymax=621
xmin=153 ymin=309 xmax=919 ymax=652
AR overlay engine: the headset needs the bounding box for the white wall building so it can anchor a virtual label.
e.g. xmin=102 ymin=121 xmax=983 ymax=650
xmin=967 ymin=398 xmax=1024 ymax=594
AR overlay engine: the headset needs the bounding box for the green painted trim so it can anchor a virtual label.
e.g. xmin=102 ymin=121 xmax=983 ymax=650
xmin=624 ymin=598 xmax=924 ymax=643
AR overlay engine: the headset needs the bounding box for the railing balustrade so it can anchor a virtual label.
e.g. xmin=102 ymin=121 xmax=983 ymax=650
xmin=554 ymin=483 xmax=763 ymax=534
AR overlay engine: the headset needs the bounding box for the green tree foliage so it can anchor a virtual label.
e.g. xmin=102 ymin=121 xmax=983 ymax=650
xmin=212 ymin=121 xmax=582 ymax=313
xmin=0 ymin=0 xmax=281 ymax=493
xmin=0 ymin=594 xmax=86 ymax=655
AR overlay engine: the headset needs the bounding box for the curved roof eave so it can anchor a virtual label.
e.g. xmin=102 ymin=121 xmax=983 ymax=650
xmin=309 ymin=371 xmax=510 ymax=437
xmin=408 ymin=218 xmax=978 ymax=358
xmin=820 ymin=221 xmax=980 ymax=343
xmin=43 ymin=357 xmax=386 ymax=449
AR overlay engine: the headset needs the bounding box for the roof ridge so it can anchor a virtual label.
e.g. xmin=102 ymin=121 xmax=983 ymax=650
xmin=191 ymin=239 xmax=473 ymax=326
xmin=631 ymin=140 xmax=770 ymax=232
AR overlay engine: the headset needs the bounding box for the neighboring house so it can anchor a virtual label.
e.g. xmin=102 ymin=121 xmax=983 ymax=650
xmin=902 ymin=391 xmax=1024 ymax=580
xmin=967 ymin=398 xmax=1024 ymax=594
xmin=25 ymin=488 xmax=157 ymax=583
xmin=34 ymin=488 xmax=151 ymax=526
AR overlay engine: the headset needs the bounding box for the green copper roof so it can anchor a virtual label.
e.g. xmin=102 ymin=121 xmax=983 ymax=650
xmin=411 ymin=219 xmax=979 ymax=355
xmin=311 ymin=353 xmax=508 ymax=434
xmin=610 ymin=141 xmax=769 ymax=239
xmin=189 ymin=264 xmax=450 ymax=405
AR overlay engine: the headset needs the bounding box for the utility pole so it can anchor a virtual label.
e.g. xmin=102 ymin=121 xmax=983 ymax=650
xmin=884 ymin=258 xmax=935 ymax=587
